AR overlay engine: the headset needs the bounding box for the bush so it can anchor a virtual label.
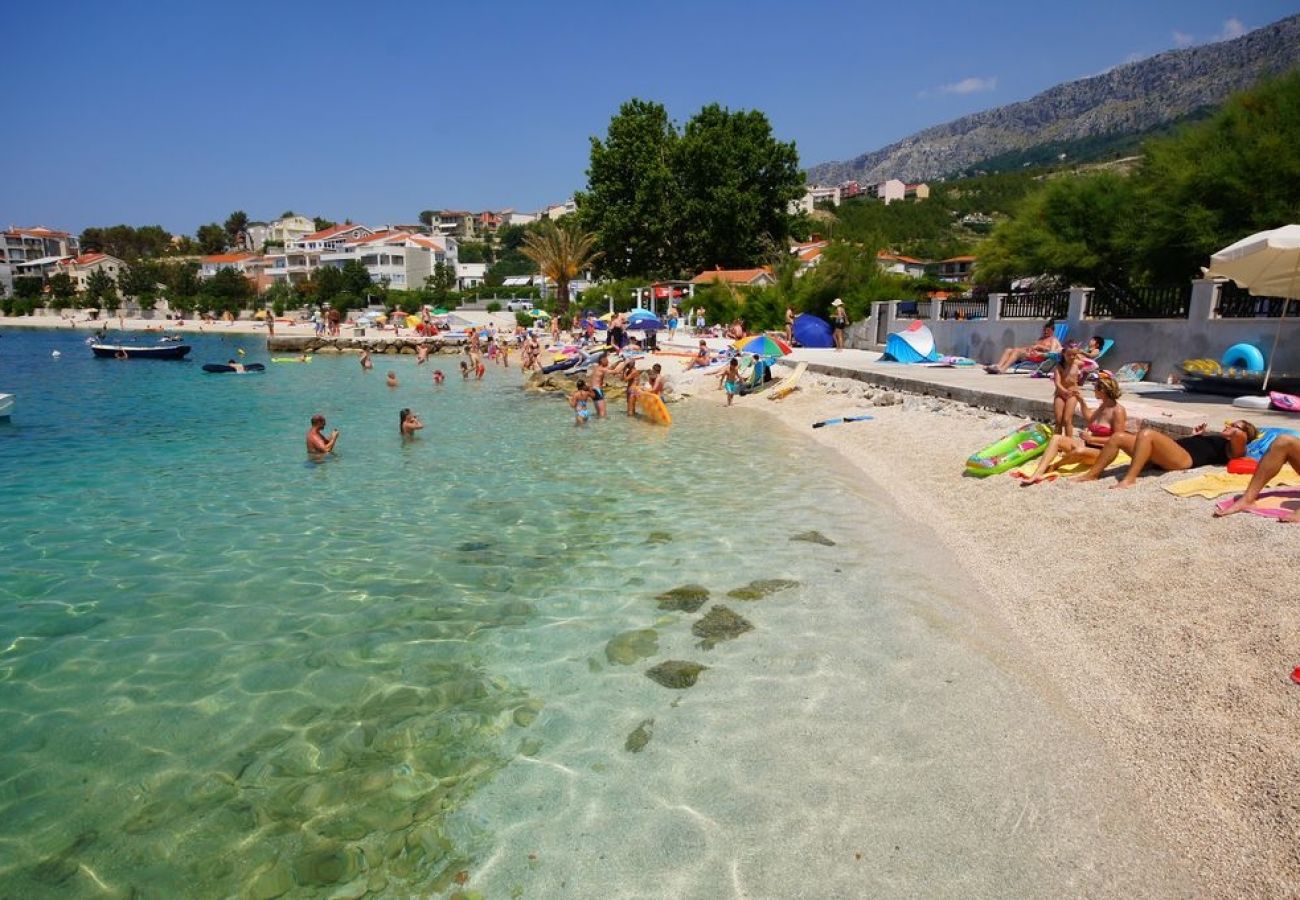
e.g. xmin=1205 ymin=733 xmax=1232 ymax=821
xmin=486 ymin=301 xmax=502 ymax=312
xmin=514 ymin=311 xmax=534 ymax=328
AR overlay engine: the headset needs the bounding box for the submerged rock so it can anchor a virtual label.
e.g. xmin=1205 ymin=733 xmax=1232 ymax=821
xmin=790 ymin=530 xmax=836 ymax=546
xmin=646 ymin=531 xmax=673 ymax=544
xmin=605 ymin=629 xmax=659 ymax=665
xmin=646 ymin=660 xmax=708 ymax=689
xmin=654 ymin=584 xmax=710 ymax=613
xmin=625 ymin=719 xmax=654 ymax=753
xmin=456 ymin=540 xmax=492 ymax=552
xmin=693 ymin=606 xmax=753 ymax=649
xmin=292 ymin=845 xmax=361 ymax=887
xmin=727 ymin=578 xmax=799 ymax=601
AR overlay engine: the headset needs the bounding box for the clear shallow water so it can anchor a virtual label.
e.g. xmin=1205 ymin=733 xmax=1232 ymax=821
xmin=0 ymin=328 xmax=1182 ymax=897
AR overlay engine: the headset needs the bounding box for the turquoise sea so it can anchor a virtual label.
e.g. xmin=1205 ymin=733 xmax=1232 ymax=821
xmin=0 ymin=327 xmax=1185 ymax=897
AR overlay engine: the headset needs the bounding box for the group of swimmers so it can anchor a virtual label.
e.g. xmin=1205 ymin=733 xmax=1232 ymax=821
xmin=568 ymin=352 xmax=666 ymax=425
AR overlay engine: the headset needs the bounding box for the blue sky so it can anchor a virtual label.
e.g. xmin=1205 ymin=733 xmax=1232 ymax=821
xmin=4 ymin=0 xmax=1294 ymax=235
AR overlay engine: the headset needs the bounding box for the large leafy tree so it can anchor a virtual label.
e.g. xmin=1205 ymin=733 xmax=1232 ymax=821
xmin=339 ymin=260 xmax=373 ymax=298
xmin=80 ymin=224 xmax=174 ymax=260
xmin=1127 ymin=70 xmax=1300 ymax=284
xmin=195 ymin=223 xmax=227 ymax=255
xmin=977 ymin=172 xmax=1134 ymax=287
xmin=672 ymin=104 xmax=803 ymax=275
xmin=200 ymin=267 xmax=253 ymax=313
xmin=520 ymin=221 xmax=602 ymax=315
xmin=47 ymin=272 xmax=77 ymax=304
xmin=578 ymin=99 xmax=680 ymax=279
xmin=84 ymin=268 xmax=119 ymax=310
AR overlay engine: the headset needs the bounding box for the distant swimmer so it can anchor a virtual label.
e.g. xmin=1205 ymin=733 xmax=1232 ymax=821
xmin=227 ymin=358 xmax=246 ymax=373
xmin=433 ymin=369 xmax=445 ymax=385
xmin=306 ymin=414 xmax=339 ymax=455
xmin=416 ymin=344 xmax=429 ymax=365
xmin=399 ymin=408 xmax=424 ymax=438
xmin=360 ymin=349 xmax=374 ymax=370
xmin=386 ymin=371 xmax=398 ymax=388
xmin=460 ymin=361 xmax=470 ymax=379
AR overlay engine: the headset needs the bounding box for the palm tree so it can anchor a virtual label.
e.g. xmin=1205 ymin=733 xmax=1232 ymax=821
xmin=520 ymin=222 xmax=602 ymax=317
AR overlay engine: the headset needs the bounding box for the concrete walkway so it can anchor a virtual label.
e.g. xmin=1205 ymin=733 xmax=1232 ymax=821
xmin=780 ymin=347 xmax=1300 ymax=435
xmin=659 ymin=334 xmax=1298 ymax=436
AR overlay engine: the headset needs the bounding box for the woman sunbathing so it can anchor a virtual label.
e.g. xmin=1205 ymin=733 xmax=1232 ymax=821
xmin=1214 ymin=434 xmax=1300 ymax=522
xmin=986 ymin=324 xmax=1060 ymax=374
xmin=1073 ymin=419 xmax=1258 ymax=489
xmin=1020 ymin=372 xmax=1126 ymax=484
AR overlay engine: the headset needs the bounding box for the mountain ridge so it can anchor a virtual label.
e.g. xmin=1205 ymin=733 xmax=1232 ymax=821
xmin=806 ymin=14 xmax=1300 ymax=185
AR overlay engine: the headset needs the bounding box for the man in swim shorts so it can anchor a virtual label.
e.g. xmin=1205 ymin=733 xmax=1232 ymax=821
xmin=590 ymin=353 xmax=610 ymax=418
xmin=306 ymin=414 xmax=339 ymax=455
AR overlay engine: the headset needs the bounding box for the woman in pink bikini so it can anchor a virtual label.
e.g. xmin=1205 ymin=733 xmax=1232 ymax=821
xmin=1019 ymin=372 xmax=1127 ymax=484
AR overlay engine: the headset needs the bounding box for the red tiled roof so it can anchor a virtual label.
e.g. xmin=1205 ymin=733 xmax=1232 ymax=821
xmin=303 ymin=223 xmax=367 ymax=241
xmin=690 ymin=267 xmax=773 ymax=285
xmin=203 ymin=252 xmax=256 ymax=264
xmin=5 ymin=226 xmax=70 ymax=238
xmin=941 ymin=255 xmax=977 ymax=263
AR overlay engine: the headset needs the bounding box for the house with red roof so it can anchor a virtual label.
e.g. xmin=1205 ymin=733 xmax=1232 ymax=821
xmin=200 ymin=252 xmax=263 ymax=280
xmin=933 ymin=255 xmax=977 ymax=282
xmin=51 ymin=253 xmax=127 ymax=292
xmin=877 ymin=251 xmax=928 ymax=278
xmin=690 ymin=266 xmax=776 ymax=288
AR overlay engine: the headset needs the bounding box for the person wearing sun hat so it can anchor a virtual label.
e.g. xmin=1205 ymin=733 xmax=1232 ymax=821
xmin=830 ymin=298 xmax=847 ymax=351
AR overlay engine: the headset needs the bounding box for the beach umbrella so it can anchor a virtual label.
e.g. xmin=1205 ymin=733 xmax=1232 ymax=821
xmin=732 ymin=334 xmax=791 ymax=357
xmin=628 ymin=314 xmax=663 ymax=331
xmin=527 ymin=308 xmax=548 ymax=318
xmin=405 ymin=314 xmax=421 ymax=329
xmin=429 ymin=307 xmax=449 ymax=315
xmin=1206 ymin=224 xmax=1300 ymax=390
xmin=598 ymin=312 xmax=615 ymax=322
xmin=792 ymin=313 xmax=833 ymax=348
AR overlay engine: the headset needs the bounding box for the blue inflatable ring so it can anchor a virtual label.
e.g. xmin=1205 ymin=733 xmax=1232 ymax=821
xmin=1221 ymin=343 xmax=1265 ymax=372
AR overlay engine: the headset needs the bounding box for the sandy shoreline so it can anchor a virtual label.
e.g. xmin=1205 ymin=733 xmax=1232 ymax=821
xmin=697 ymin=364 xmax=1300 ymax=895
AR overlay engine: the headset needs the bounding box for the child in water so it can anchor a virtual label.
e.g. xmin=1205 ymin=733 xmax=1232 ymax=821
xmin=718 ymin=357 xmax=741 ymax=406
xmin=460 ymin=361 xmax=470 ymax=379
xmin=433 ymin=369 xmax=445 ymax=385
xmin=386 ymin=371 xmax=398 ymax=388
xmin=569 ymin=379 xmax=594 ymax=426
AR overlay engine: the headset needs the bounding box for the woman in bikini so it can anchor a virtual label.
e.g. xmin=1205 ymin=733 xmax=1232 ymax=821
xmin=1020 ymin=372 xmax=1127 ymax=484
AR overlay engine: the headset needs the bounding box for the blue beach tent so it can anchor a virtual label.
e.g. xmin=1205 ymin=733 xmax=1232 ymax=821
xmin=881 ymin=321 xmax=942 ymax=363
xmin=792 ymin=313 xmax=833 ymax=348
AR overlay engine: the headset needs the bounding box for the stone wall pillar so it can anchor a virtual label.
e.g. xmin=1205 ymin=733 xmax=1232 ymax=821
xmin=988 ymin=293 xmax=1005 ymax=322
xmin=1189 ymin=279 xmax=1218 ymax=321
xmin=1067 ymin=287 xmax=1091 ymax=323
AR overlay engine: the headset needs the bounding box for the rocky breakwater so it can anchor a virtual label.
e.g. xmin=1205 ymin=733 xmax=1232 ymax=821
xmin=266 ymin=336 xmax=466 ymax=355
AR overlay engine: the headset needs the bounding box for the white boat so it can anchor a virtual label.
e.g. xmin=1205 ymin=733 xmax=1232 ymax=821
xmin=0 ymin=393 xmax=12 ymax=420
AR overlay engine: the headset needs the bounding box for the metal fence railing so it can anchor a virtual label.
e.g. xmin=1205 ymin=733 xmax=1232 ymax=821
xmin=1000 ymin=290 xmax=1069 ymax=320
xmin=1087 ymin=282 xmax=1190 ymax=319
xmin=1216 ymin=281 xmax=1300 ymax=318
xmin=940 ymin=298 xmax=989 ymax=319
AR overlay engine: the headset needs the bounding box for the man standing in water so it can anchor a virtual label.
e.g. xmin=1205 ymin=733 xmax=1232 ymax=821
xmin=590 ymin=352 xmax=611 ymax=418
xmin=306 ymin=414 xmax=339 ymax=455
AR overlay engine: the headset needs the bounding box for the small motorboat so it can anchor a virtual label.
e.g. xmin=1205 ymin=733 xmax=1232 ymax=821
xmin=1181 ymin=371 xmax=1300 ymax=397
xmin=92 ymin=343 xmax=192 ymax=360
xmin=0 ymin=393 xmax=12 ymax=420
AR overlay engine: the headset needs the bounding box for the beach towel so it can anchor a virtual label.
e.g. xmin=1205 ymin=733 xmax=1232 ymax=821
xmin=1164 ymin=468 xmax=1300 ymax=499
xmin=1009 ymin=451 xmax=1130 ymax=480
xmin=1213 ymin=488 xmax=1300 ymax=519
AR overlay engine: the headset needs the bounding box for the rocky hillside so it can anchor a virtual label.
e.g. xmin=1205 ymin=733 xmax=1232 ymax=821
xmin=807 ymin=14 xmax=1300 ymax=185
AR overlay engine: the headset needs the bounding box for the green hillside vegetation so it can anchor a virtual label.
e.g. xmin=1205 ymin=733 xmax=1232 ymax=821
xmin=978 ymin=70 xmax=1300 ymax=288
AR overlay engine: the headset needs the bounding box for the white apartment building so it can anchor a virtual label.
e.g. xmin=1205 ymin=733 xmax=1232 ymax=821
xmin=320 ymin=230 xmax=458 ymax=290
xmin=791 ymin=184 xmax=842 ymax=215
xmin=455 ymin=262 xmax=487 ymax=290
xmin=866 ymin=179 xmax=930 ymax=205
xmin=199 ymin=252 xmax=263 ymax=280
xmin=3 ymin=226 xmax=79 ymax=265
xmin=264 ymin=223 xmax=373 ymax=285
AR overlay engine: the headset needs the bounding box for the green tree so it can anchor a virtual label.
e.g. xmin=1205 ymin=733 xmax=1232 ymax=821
xmin=313 ymin=217 xmax=336 ymax=232
xmin=117 ymin=260 xmax=162 ymax=302
xmin=13 ymin=277 xmax=44 ymax=300
xmin=158 ymin=261 xmax=201 ymax=302
xmin=458 ymin=241 xmax=490 ymax=264
xmin=199 ymin=267 xmax=254 ymax=313
xmin=84 ymin=268 xmax=119 ymax=310
xmin=311 ymin=265 xmax=345 ymax=305
xmin=338 ymin=260 xmax=373 ymax=298
xmin=419 ymin=210 xmax=436 ymax=227
xmin=520 ymin=222 xmax=602 ymax=315
xmin=47 ymin=271 xmax=77 ymax=306
xmin=671 ymin=104 xmax=803 ymax=275
xmin=1127 ymin=70 xmax=1300 ymax=284
xmin=224 ymin=210 xmax=249 ymax=246
xmin=577 ymin=98 xmax=680 ymax=278
xmin=196 ymin=223 xmax=227 ymax=254
xmin=265 ymin=281 xmax=295 ymax=317
xmin=976 ymin=172 xmax=1134 ymax=287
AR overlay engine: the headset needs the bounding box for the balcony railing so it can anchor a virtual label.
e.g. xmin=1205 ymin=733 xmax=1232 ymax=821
xmin=1087 ymin=282 xmax=1190 ymax=319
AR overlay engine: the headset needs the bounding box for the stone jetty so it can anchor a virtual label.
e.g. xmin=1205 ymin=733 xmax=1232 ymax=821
xmin=266 ymin=335 xmax=466 ymax=355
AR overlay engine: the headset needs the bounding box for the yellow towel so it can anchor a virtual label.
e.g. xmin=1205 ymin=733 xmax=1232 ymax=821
xmin=1164 ymin=468 xmax=1300 ymax=499
xmin=1012 ymin=451 xmax=1131 ymax=477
